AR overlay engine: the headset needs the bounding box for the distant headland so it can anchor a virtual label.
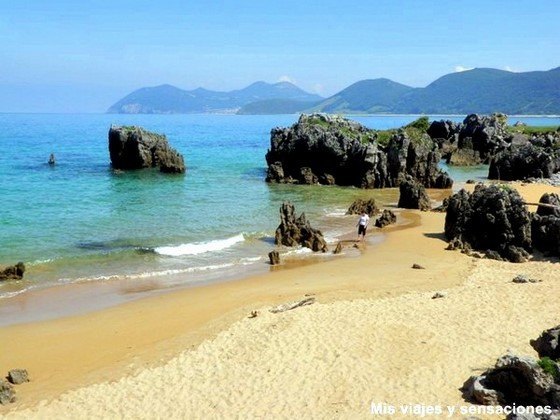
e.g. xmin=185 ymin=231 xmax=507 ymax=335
xmin=107 ymin=66 xmax=560 ymax=115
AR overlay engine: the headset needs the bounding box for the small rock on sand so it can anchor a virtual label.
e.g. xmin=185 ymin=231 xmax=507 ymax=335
xmin=270 ymin=297 xmax=315 ymax=314
xmin=7 ymin=369 xmax=29 ymax=385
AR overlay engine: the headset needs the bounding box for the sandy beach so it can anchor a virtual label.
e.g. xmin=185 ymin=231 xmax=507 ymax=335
xmin=1 ymin=182 xmax=559 ymax=419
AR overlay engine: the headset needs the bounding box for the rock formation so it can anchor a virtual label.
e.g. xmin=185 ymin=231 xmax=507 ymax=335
xmin=108 ymin=126 xmax=185 ymax=173
xmin=532 ymin=193 xmax=560 ymax=257
xmin=0 ymin=262 xmax=25 ymax=281
xmin=346 ymin=198 xmax=378 ymax=216
xmin=265 ymin=114 xmax=452 ymax=189
xmin=48 ymin=153 xmax=56 ymax=166
xmin=398 ymin=176 xmax=431 ymax=211
xmin=0 ymin=380 xmax=15 ymax=405
xmin=375 ymin=209 xmax=397 ymax=228
xmin=489 ymin=144 xmax=560 ymax=181
xmin=7 ymin=369 xmax=29 ymax=385
xmin=531 ymin=326 xmax=560 ymax=360
xmin=275 ymin=202 xmax=328 ymax=252
xmin=268 ymin=250 xmax=280 ymax=265
xmin=444 ymin=184 xmax=532 ymax=262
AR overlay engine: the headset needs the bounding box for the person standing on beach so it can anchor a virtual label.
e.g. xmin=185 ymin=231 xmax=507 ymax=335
xmin=356 ymin=211 xmax=370 ymax=241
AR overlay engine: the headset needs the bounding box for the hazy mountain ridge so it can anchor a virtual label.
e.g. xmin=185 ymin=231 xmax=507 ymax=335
xmin=108 ymin=67 xmax=560 ymax=115
xmin=107 ymin=81 xmax=323 ymax=114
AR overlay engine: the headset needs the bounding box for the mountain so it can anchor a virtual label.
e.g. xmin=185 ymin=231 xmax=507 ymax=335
xmin=309 ymin=79 xmax=414 ymax=114
xmin=107 ymin=81 xmax=323 ymax=114
xmin=310 ymin=67 xmax=560 ymax=115
xmin=236 ymin=99 xmax=322 ymax=115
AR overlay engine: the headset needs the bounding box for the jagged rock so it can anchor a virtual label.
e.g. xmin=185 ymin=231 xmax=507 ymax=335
xmin=375 ymin=209 xmax=397 ymax=228
xmin=412 ymin=263 xmax=425 ymax=269
xmin=265 ymin=114 xmax=452 ymax=189
xmin=445 ymin=185 xmax=532 ymax=262
xmin=7 ymin=369 xmax=29 ymax=385
xmin=268 ymin=250 xmax=280 ymax=265
xmin=485 ymin=249 xmax=505 ymax=261
xmin=489 ymin=144 xmax=559 ymax=181
xmin=463 ymin=353 xmax=559 ymax=407
xmin=532 ymin=193 xmax=560 ymax=257
xmin=398 ymin=176 xmax=431 ymax=211
xmin=48 ymin=153 xmax=56 ymax=166
xmin=448 ymin=148 xmax=481 ymax=166
xmin=0 ymin=380 xmax=16 ymax=405
xmin=512 ymin=274 xmax=541 ymax=284
xmin=333 ymin=242 xmax=343 ymax=254
xmin=458 ymin=113 xmax=510 ymax=163
xmin=0 ymin=262 xmax=25 ymax=281
xmin=108 ymin=126 xmax=185 ymax=173
xmin=274 ymin=202 xmax=328 ymax=252
xmin=432 ymin=292 xmax=446 ymax=299
xmin=531 ymin=326 xmax=560 ymax=360
xmin=346 ymin=198 xmax=378 ymax=216
xmin=427 ymin=119 xmax=460 ymax=141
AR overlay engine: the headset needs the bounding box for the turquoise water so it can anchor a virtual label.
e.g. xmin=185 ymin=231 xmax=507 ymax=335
xmin=1 ymin=114 xmax=558 ymax=299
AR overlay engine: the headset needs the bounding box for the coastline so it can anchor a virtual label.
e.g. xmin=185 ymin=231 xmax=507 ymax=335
xmin=0 ymin=182 xmax=558 ymax=418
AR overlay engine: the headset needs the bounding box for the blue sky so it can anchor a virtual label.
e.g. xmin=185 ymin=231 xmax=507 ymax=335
xmin=0 ymin=0 xmax=558 ymax=112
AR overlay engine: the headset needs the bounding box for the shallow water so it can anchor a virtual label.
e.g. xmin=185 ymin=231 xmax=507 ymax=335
xmin=0 ymin=113 xmax=557 ymax=299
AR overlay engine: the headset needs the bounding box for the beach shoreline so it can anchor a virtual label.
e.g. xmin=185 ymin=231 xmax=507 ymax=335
xmin=0 ymin=182 xmax=558 ymax=418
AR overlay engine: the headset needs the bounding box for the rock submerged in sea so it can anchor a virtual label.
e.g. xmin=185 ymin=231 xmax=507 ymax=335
xmin=0 ymin=262 xmax=25 ymax=281
xmin=265 ymin=113 xmax=452 ymax=189
xmin=108 ymin=126 xmax=186 ymax=173
xmin=398 ymin=176 xmax=431 ymax=211
xmin=275 ymin=202 xmax=328 ymax=252
xmin=346 ymin=198 xmax=378 ymax=216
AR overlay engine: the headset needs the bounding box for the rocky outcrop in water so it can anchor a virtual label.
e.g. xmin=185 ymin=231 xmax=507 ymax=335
xmin=428 ymin=113 xmax=510 ymax=166
xmin=489 ymin=144 xmax=560 ymax=181
xmin=0 ymin=262 xmax=25 ymax=281
xmin=346 ymin=198 xmax=378 ymax=216
xmin=531 ymin=193 xmax=560 ymax=257
xmin=444 ymin=184 xmax=532 ymax=262
xmin=108 ymin=126 xmax=186 ymax=173
xmin=275 ymin=202 xmax=328 ymax=252
xmin=375 ymin=209 xmax=397 ymax=228
xmin=265 ymin=114 xmax=452 ymax=189
xmin=398 ymin=176 xmax=431 ymax=211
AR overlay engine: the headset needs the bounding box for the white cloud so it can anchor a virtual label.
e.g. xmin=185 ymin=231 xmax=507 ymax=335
xmin=278 ymin=75 xmax=296 ymax=84
xmin=504 ymin=66 xmax=519 ymax=72
xmin=454 ymin=65 xmax=474 ymax=73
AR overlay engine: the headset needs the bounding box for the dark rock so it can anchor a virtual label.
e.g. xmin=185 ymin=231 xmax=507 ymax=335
xmin=485 ymin=249 xmax=504 ymax=261
xmin=448 ymin=148 xmax=482 ymax=166
xmin=432 ymin=292 xmax=446 ymax=299
xmin=463 ymin=353 xmax=558 ymax=407
xmin=7 ymin=369 xmax=29 ymax=385
xmin=444 ymin=185 xmax=532 ymax=262
xmin=537 ymin=193 xmax=560 ymax=217
xmin=268 ymin=250 xmax=280 ymax=265
xmin=346 ymin=198 xmax=378 ymax=216
xmin=489 ymin=144 xmax=559 ymax=181
xmin=0 ymin=262 xmax=25 ymax=281
xmin=466 ymin=179 xmax=476 ymax=184
xmin=459 ymin=113 xmax=510 ymax=163
xmin=412 ymin=263 xmax=425 ymax=269
xmin=265 ymin=114 xmax=452 ymax=189
xmin=0 ymin=380 xmax=16 ymax=405
xmin=427 ymin=120 xmax=460 ymax=141
xmin=48 ymin=153 xmax=56 ymax=166
xmin=108 ymin=126 xmax=185 ymax=173
xmin=512 ymin=274 xmax=541 ymax=284
xmin=531 ymin=326 xmax=560 ymax=360
xmin=398 ymin=176 xmax=431 ymax=211
xmin=275 ymin=202 xmax=328 ymax=252
xmin=532 ymin=200 xmax=560 ymax=257
xmin=375 ymin=209 xmax=397 ymax=228
xmin=333 ymin=242 xmax=343 ymax=254
xmin=432 ymin=197 xmax=449 ymax=213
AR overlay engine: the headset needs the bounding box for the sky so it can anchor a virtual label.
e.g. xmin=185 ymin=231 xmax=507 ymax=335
xmin=0 ymin=0 xmax=558 ymax=113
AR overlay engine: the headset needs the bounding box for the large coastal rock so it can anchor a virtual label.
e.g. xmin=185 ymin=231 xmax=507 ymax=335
xmin=532 ymin=193 xmax=560 ymax=257
xmin=445 ymin=184 xmax=532 ymax=262
xmin=108 ymin=126 xmax=185 ymax=173
xmin=275 ymin=202 xmax=328 ymax=252
xmin=0 ymin=262 xmax=25 ymax=281
xmin=265 ymin=114 xmax=452 ymax=189
xmin=375 ymin=209 xmax=397 ymax=228
xmin=398 ymin=176 xmax=431 ymax=211
xmin=427 ymin=113 xmax=510 ymax=165
xmin=463 ymin=353 xmax=560 ymax=407
xmin=489 ymin=144 xmax=560 ymax=181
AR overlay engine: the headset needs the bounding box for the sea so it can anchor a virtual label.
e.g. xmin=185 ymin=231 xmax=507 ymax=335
xmin=1 ymin=114 xmax=559 ymax=304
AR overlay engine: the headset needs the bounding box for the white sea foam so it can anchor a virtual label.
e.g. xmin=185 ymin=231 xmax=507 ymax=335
xmin=154 ymin=234 xmax=245 ymax=257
